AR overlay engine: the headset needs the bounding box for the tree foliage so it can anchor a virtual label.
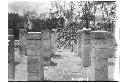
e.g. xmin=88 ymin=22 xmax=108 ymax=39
xmin=8 ymin=1 xmax=116 ymax=49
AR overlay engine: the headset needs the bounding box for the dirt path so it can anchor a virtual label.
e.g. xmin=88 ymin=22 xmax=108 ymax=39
xmin=13 ymin=49 xmax=95 ymax=81
xmin=44 ymin=51 xmax=94 ymax=81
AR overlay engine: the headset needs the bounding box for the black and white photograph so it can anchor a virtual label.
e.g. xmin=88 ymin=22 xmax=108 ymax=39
xmin=8 ymin=0 xmax=119 ymax=82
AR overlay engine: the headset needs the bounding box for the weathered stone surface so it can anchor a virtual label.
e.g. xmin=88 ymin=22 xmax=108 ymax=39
xmin=94 ymin=48 xmax=115 ymax=59
xmin=8 ymin=37 xmax=14 ymax=62
xmin=26 ymin=32 xmax=44 ymax=81
xmin=78 ymin=30 xmax=92 ymax=67
xmin=19 ymin=45 xmax=27 ymax=55
xmin=108 ymin=58 xmax=116 ymax=81
xmin=92 ymin=39 xmax=115 ymax=48
xmin=19 ymin=29 xmax=27 ymax=55
xmin=91 ymin=31 xmax=116 ymax=81
xmin=41 ymin=30 xmax=57 ymax=57
xmin=41 ymin=30 xmax=50 ymax=40
xmin=27 ymin=56 xmax=40 ymax=73
xmin=51 ymin=33 xmax=57 ymax=53
xmin=81 ymin=46 xmax=92 ymax=67
xmin=41 ymin=39 xmax=51 ymax=52
xmin=83 ymin=30 xmax=92 ymax=39
xmin=77 ymin=30 xmax=116 ymax=81
xmin=8 ymin=63 xmax=15 ymax=80
xmin=94 ymin=58 xmax=108 ymax=81
xmin=27 ymin=40 xmax=41 ymax=56
xmin=93 ymin=32 xmax=106 ymax=39
xmin=8 ymin=34 xmax=15 ymax=80
xmin=15 ymin=55 xmax=28 ymax=81
xmin=27 ymin=40 xmax=41 ymax=49
xmin=14 ymin=30 xmax=58 ymax=81
xmin=78 ymin=34 xmax=82 ymax=57
xmin=83 ymin=39 xmax=91 ymax=46
xmin=28 ymin=73 xmax=41 ymax=81
xmin=27 ymin=32 xmax=41 ymax=40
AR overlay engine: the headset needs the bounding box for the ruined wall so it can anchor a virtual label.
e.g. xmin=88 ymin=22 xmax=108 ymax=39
xmin=78 ymin=30 xmax=116 ymax=81
xmin=91 ymin=31 xmax=116 ymax=81
xmin=8 ymin=29 xmax=15 ymax=80
xmin=26 ymin=32 xmax=44 ymax=81
xmin=19 ymin=29 xmax=57 ymax=81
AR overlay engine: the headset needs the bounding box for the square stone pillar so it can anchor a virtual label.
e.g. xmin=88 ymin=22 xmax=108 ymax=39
xmin=78 ymin=30 xmax=92 ymax=67
xmin=19 ymin=29 xmax=27 ymax=55
xmin=41 ymin=30 xmax=52 ymax=65
xmin=78 ymin=32 xmax=82 ymax=57
xmin=91 ymin=31 xmax=116 ymax=81
xmin=27 ymin=32 xmax=44 ymax=81
xmin=93 ymin=47 xmax=108 ymax=81
xmin=50 ymin=30 xmax=58 ymax=54
xmin=8 ymin=35 xmax=15 ymax=80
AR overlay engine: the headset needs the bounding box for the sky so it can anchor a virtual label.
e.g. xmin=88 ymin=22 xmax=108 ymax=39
xmin=8 ymin=0 xmax=83 ymax=15
xmin=8 ymin=0 xmax=114 ymax=20
xmin=8 ymin=0 xmax=53 ymax=15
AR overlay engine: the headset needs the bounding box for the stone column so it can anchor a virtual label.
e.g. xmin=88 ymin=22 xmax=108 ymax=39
xmin=41 ymin=30 xmax=58 ymax=66
xmin=82 ymin=30 xmax=92 ymax=67
xmin=8 ymin=34 xmax=15 ymax=80
xmin=50 ymin=30 xmax=58 ymax=54
xmin=41 ymin=30 xmax=51 ymax=65
xmin=91 ymin=31 xmax=115 ymax=81
xmin=78 ymin=30 xmax=92 ymax=67
xmin=19 ymin=29 xmax=27 ymax=55
xmin=78 ymin=31 xmax=82 ymax=57
xmin=26 ymin=32 xmax=44 ymax=81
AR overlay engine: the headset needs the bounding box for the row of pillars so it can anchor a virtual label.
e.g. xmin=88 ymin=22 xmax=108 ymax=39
xmin=78 ymin=30 xmax=116 ymax=81
xmin=9 ymin=28 xmax=116 ymax=81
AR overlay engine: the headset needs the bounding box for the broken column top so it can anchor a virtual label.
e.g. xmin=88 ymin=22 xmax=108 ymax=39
xmin=78 ymin=29 xmax=92 ymax=39
xmin=27 ymin=32 xmax=41 ymax=40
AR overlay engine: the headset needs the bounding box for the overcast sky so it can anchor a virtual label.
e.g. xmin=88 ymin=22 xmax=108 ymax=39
xmin=8 ymin=0 xmax=83 ymax=15
xmin=8 ymin=0 xmax=53 ymax=15
xmin=8 ymin=0 xmax=107 ymax=18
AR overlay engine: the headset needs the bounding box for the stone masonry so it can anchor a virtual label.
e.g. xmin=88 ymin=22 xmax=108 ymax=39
xmin=78 ymin=30 xmax=116 ymax=81
xmin=19 ymin=29 xmax=57 ymax=81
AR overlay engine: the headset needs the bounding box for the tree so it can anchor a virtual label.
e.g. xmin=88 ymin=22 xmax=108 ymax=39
xmin=93 ymin=1 xmax=116 ymax=32
xmin=30 ymin=18 xmax=42 ymax=32
xmin=8 ymin=12 xmax=24 ymax=29
xmin=22 ymin=10 xmax=39 ymax=31
xmin=8 ymin=12 xmax=24 ymax=39
xmin=79 ymin=1 xmax=95 ymax=29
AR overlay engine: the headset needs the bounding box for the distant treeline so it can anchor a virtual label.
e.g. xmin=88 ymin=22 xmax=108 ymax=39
xmin=8 ymin=1 xmax=116 ymax=40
